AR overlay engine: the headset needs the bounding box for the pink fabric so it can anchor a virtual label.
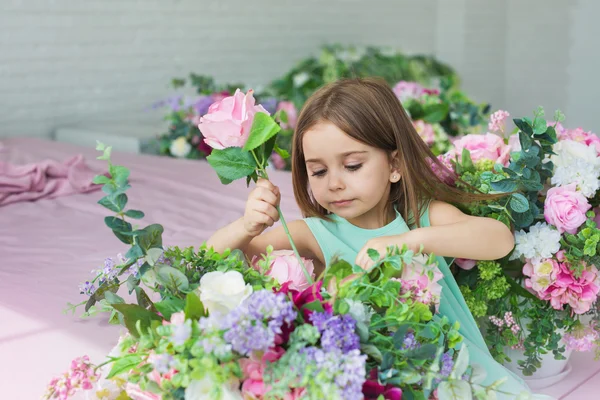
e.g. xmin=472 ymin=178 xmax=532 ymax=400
xmin=0 ymin=154 xmax=101 ymax=206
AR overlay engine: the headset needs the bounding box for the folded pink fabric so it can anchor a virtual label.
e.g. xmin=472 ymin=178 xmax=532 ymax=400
xmin=0 ymin=154 xmax=102 ymax=206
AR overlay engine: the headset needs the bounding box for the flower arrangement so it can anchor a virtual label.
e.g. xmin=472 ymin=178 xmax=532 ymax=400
xmin=149 ymin=44 xmax=487 ymax=167
xmin=45 ymin=91 xmax=532 ymax=400
xmin=440 ymin=107 xmax=600 ymax=376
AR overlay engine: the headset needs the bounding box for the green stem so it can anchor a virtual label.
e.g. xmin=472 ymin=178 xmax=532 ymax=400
xmin=251 ymin=150 xmax=314 ymax=285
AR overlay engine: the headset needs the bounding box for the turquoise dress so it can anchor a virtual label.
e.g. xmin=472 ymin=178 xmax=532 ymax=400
xmin=304 ymin=204 xmax=536 ymax=399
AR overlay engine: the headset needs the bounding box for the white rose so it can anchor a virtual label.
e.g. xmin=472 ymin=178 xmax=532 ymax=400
xmin=199 ymin=271 xmax=252 ymax=315
xmin=185 ymin=376 xmax=242 ymax=400
xmin=170 ymin=136 xmax=192 ymax=158
xmin=552 ymin=140 xmax=599 ymax=166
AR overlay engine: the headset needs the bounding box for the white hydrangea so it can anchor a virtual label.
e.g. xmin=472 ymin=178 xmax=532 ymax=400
xmin=510 ymin=222 xmax=561 ymax=263
xmin=550 ymin=140 xmax=600 ymax=198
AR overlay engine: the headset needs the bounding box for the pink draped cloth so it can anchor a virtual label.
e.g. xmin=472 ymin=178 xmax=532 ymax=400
xmin=0 ymin=154 xmax=101 ymax=206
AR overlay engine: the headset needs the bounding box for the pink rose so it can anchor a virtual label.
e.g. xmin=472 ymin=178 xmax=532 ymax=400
xmin=275 ymin=101 xmax=298 ymax=130
xmin=392 ymin=81 xmax=438 ymax=103
xmin=125 ymin=383 xmax=162 ymax=400
xmin=277 ymin=281 xmax=332 ymax=320
xmin=254 ymin=250 xmax=315 ymax=291
xmin=454 ymin=258 xmax=477 ymax=270
xmin=560 ymin=127 xmax=600 ymax=155
xmin=450 ymin=133 xmax=511 ymax=166
xmin=197 ymin=89 xmax=269 ymax=150
xmin=544 ymin=184 xmax=591 ymax=234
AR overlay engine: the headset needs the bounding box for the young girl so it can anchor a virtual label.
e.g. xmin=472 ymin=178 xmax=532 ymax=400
xmin=207 ymin=78 xmax=536 ymax=397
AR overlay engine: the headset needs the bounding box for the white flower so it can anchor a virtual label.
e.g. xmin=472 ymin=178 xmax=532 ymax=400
xmin=170 ymin=136 xmax=192 ymax=158
xmin=198 ymin=271 xmax=252 ymax=316
xmin=550 ymin=140 xmax=600 ymax=197
xmin=185 ymin=375 xmax=242 ymax=400
xmin=292 ymin=72 xmax=310 ymax=88
xmin=510 ymin=222 xmax=561 ymax=263
xmin=346 ymin=299 xmax=375 ymax=327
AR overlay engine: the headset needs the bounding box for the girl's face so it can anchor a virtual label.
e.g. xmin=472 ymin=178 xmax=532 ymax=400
xmin=302 ymin=122 xmax=399 ymax=228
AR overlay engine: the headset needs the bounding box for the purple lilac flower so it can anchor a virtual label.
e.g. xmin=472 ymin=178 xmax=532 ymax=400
xmin=79 ymin=281 xmax=96 ymax=296
xmin=401 ymin=332 xmax=420 ymax=351
xmin=440 ymin=351 xmax=454 ymax=376
xmin=170 ymin=321 xmax=192 ymax=346
xmin=149 ymin=353 xmax=175 ymax=374
xmin=223 ymin=290 xmax=296 ymax=355
xmin=310 ymin=311 xmax=360 ymax=353
xmin=300 ymin=347 xmax=366 ymax=400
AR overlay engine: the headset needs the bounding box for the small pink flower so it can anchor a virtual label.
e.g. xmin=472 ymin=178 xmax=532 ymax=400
xmin=240 ymin=347 xmax=286 ymax=398
xmin=393 ymin=80 xmax=438 ymax=102
xmin=198 ymin=89 xmax=269 ymax=150
xmin=413 ymin=120 xmax=435 ymax=145
xmin=544 ymin=183 xmax=591 ymax=234
xmin=488 ymin=110 xmax=510 ymax=134
xmin=449 ymin=133 xmax=511 ymax=167
xmin=253 ymin=250 xmax=315 ymax=291
xmin=396 ymin=256 xmax=444 ymax=311
xmin=429 ymin=154 xmax=456 ymax=186
xmin=454 ymin=258 xmax=476 ymax=270
xmin=276 ymin=101 xmax=298 ymax=130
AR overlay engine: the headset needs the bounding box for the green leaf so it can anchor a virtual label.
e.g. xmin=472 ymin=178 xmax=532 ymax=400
xmin=206 ymin=147 xmax=257 ymax=182
xmin=96 ymin=141 xmax=106 ymax=151
xmin=514 ymin=118 xmax=533 ymax=135
xmin=125 ymin=210 xmax=145 ymax=219
xmin=135 ymin=287 xmax=154 ymax=310
xmin=392 ymin=324 xmax=411 ymax=349
xmin=243 ymin=112 xmax=282 ymax=152
xmin=367 ymin=248 xmax=381 ymax=262
xmin=93 ymin=175 xmax=111 ymax=184
xmin=422 ymin=103 xmax=449 ymax=123
xmin=157 ymin=266 xmax=189 ymax=292
xmin=302 ymin=300 xmax=325 ymax=315
xmin=98 ymin=146 xmax=112 ymax=161
xmin=112 ymin=303 xmax=162 ymax=338
xmin=533 ymin=118 xmax=547 ymax=135
xmin=154 ymin=297 xmax=186 ymax=321
xmin=104 ymin=216 xmax=132 ymax=233
xmin=125 ymin=244 xmax=144 ymax=260
xmin=98 ymin=194 xmax=128 ymax=213
xmin=324 ymin=259 xmax=353 ymax=288
xmin=509 ymin=193 xmax=529 ymax=213
xmin=519 ymin=130 xmax=533 ymax=150
xmin=450 ymin=346 xmax=470 ymax=379
xmin=137 ymin=224 xmax=164 ymax=250
xmin=104 ymin=291 xmax=125 ymax=305
xmin=381 ymin=352 xmax=395 ymax=371
xmin=263 ymin=135 xmax=278 ymax=167
xmin=461 ymin=148 xmax=474 ymax=171
xmin=405 ymin=343 xmax=437 ymax=360
xmin=145 ymin=248 xmax=164 ymax=266
xmin=106 ymin=353 xmax=142 ymax=379
xmin=109 ymin=165 xmax=130 ymax=187
xmin=513 ymin=210 xmax=534 ymax=228
xmin=490 ymin=179 xmax=517 ymax=193
xmin=184 ymin=292 xmax=206 ymax=321
xmin=274 ymin=144 xmax=290 ymax=159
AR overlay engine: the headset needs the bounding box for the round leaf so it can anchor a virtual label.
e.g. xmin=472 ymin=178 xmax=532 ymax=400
xmin=509 ymin=193 xmax=530 ymax=213
xmin=157 ymin=266 xmax=189 ymax=291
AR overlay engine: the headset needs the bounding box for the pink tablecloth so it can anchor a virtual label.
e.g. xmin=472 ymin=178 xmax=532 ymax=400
xmin=0 ymin=138 xmax=597 ymax=398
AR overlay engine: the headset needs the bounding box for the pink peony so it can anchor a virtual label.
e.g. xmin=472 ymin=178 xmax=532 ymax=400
xmin=454 ymin=258 xmax=477 ymax=270
xmin=413 ymin=120 xmax=435 ymax=145
xmin=450 ymin=133 xmax=511 ymax=167
xmin=197 ymin=89 xmax=269 ymax=150
xmin=396 ymin=255 xmax=444 ymax=311
xmin=275 ymin=101 xmax=298 ymax=130
xmin=540 ymin=260 xmax=600 ymax=314
xmin=488 ymin=110 xmax=510 ymax=134
xmin=544 ymin=183 xmax=591 ymax=234
xmin=253 ymin=250 xmax=315 ymax=291
xmin=277 ymin=281 xmax=332 ymax=320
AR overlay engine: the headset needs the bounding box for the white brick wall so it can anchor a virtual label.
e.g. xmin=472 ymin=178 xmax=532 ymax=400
xmin=0 ymin=0 xmax=597 ymax=139
xmin=0 ymin=0 xmax=437 ymax=138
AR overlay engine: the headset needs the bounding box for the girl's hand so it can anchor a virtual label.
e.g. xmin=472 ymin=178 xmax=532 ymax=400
xmin=355 ymin=232 xmax=422 ymax=270
xmin=243 ymin=178 xmax=281 ymax=237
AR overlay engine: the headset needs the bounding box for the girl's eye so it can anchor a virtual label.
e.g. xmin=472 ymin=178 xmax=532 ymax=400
xmin=346 ymin=164 xmax=362 ymax=171
xmin=311 ymin=170 xmax=326 ymax=177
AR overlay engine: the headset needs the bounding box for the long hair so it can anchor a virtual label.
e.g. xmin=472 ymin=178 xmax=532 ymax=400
xmin=291 ymin=77 xmax=506 ymax=227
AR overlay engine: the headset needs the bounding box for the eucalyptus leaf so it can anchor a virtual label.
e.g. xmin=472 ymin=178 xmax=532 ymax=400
xmin=157 ymin=266 xmax=189 ymax=291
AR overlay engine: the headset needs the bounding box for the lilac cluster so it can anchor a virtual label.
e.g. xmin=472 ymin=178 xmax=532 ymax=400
xmin=440 ymin=351 xmax=454 ymax=377
xmin=300 ymin=347 xmax=367 ymax=400
xmin=401 ymin=332 xmax=420 ymax=351
xmin=309 ymin=311 xmax=360 ymax=353
xmin=223 ymin=290 xmax=296 ymax=355
xmin=79 ymin=254 xmax=146 ymax=297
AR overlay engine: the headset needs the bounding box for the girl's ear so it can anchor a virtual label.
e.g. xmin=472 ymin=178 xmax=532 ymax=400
xmin=389 ymin=150 xmax=402 ymax=183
